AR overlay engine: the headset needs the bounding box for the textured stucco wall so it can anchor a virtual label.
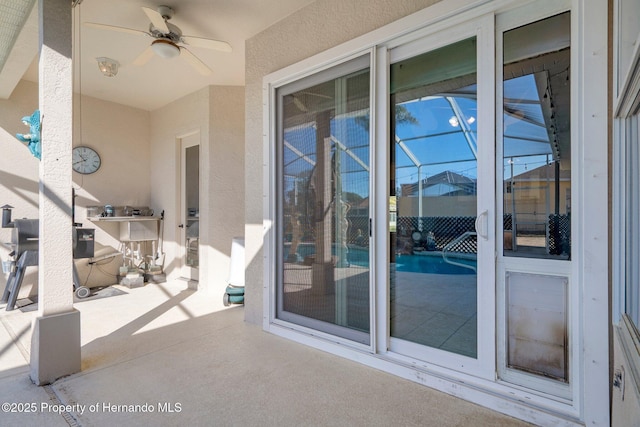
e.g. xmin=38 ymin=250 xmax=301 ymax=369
xmin=150 ymin=85 xmax=244 ymax=293
xmin=38 ymin=0 xmax=74 ymax=317
xmin=71 ymin=95 xmax=151 ymax=288
xmin=205 ymin=85 xmax=245 ymax=294
xmin=244 ymin=0 xmax=441 ymax=324
xmin=0 ymin=80 xmax=40 ymax=296
xmin=0 ymin=80 xmax=151 ymax=294
xmin=150 ymin=87 xmax=210 ymax=283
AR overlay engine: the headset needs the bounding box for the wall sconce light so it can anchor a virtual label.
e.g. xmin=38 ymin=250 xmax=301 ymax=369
xmin=96 ymin=57 xmax=119 ymax=77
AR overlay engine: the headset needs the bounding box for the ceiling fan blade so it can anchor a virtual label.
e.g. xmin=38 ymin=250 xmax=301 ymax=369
xmin=132 ymin=46 xmax=155 ymax=66
xmin=300 ymin=91 xmax=332 ymax=99
xmin=142 ymin=7 xmax=170 ymax=33
xmin=180 ymin=47 xmax=212 ymax=76
xmin=181 ymin=35 xmax=232 ymax=52
xmin=292 ymin=96 xmax=308 ymax=112
xmin=84 ymin=22 xmax=149 ymax=37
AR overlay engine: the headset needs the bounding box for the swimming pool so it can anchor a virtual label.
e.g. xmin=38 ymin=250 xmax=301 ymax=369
xmin=283 ymin=243 xmax=370 ymax=266
xmin=284 ymin=243 xmax=476 ymax=275
xmin=395 ymin=253 xmax=476 ymax=275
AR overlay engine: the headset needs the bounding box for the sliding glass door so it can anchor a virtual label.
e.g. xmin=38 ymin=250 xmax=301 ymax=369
xmin=266 ymin=1 xmax=586 ymax=414
xmin=275 ymin=55 xmax=372 ymax=345
xmin=390 ymin=38 xmax=479 ymax=358
xmin=386 ymin=18 xmax=495 ymax=374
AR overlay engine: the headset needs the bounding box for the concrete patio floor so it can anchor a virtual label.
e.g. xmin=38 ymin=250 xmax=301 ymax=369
xmin=0 ymin=280 xmax=533 ymax=426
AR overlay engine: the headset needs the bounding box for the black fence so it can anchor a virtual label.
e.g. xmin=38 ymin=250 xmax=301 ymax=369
xmin=548 ymin=213 xmax=571 ymax=256
xmin=285 ymin=212 xmax=570 ymax=257
xmin=396 ymin=216 xmax=476 ymax=251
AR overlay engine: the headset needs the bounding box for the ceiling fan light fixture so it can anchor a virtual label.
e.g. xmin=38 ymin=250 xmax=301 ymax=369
xmin=96 ymin=57 xmax=119 ymax=77
xmin=151 ymin=39 xmax=180 ymax=59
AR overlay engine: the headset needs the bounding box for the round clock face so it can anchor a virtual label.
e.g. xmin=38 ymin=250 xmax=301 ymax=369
xmin=72 ymin=146 xmax=101 ymax=174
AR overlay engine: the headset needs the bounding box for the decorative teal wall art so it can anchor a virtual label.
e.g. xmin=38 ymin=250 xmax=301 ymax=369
xmin=16 ymin=109 xmax=41 ymax=159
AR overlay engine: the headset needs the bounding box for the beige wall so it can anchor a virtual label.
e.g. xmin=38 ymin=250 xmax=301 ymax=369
xmin=506 ymin=180 xmax=571 ymax=215
xmin=0 ymin=80 xmax=40 ymax=296
xmin=150 ymin=85 xmax=245 ymax=294
xmin=206 ymin=86 xmax=245 ymax=294
xmin=1 ymin=79 xmax=244 ymax=299
xmin=244 ymin=0 xmax=441 ymax=323
xmin=72 ymin=94 xmax=151 ymax=289
xmin=151 ymin=87 xmax=209 ymax=284
xmin=0 ymin=80 xmax=151 ymax=295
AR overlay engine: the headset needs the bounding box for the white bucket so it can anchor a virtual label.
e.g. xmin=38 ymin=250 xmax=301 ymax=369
xmin=2 ymin=259 xmax=14 ymax=275
xmin=227 ymin=237 xmax=245 ymax=287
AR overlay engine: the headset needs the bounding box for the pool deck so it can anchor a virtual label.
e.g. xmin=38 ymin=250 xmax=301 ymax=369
xmin=281 ymin=253 xmax=478 ymax=358
xmin=392 ymin=270 xmax=477 ymax=357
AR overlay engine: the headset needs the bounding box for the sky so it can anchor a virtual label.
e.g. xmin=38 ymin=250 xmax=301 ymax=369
xmin=282 ymin=73 xmax=554 ymax=200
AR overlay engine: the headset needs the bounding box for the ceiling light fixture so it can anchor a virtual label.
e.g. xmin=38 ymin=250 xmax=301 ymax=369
xmin=448 ymin=116 xmax=459 ymax=127
xmin=96 ymin=57 xmax=119 ymax=77
xmin=151 ymin=39 xmax=180 ymax=59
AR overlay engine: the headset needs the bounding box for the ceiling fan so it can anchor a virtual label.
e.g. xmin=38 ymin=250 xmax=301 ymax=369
xmin=84 ymin=5 xmax=232 ymax=76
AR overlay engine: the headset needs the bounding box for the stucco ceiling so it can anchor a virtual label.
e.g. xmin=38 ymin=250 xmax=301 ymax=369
xmin=0 ymin=0 xmax=315 ymax=111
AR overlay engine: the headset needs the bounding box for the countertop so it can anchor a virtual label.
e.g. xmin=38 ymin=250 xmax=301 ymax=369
xmin=87 ymin=216 xmax=160 ymax=222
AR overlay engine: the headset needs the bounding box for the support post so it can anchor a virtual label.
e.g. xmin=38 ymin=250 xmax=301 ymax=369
xmin=312 ymin=111 xmax=334 ymax=296
xmin=30 ymin=0 xmax=80 ymax=386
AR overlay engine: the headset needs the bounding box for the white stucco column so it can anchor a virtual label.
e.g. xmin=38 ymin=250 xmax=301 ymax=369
xmin=30 ymin=0 xmax=80 ymax=385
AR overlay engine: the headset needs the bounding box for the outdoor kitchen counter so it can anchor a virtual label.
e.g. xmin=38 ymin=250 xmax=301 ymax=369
xmin=87 ymin=216 xmax=159 ymax=222
xmin=88 ymin=216 xmax=160 ymax=241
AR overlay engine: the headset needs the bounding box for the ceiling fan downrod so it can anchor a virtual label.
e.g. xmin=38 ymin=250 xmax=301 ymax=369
xmin=157 ymin=6 xmax=174 ymax=21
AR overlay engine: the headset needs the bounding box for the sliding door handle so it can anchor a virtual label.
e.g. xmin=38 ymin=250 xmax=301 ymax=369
xmin=474 ymin=210 xmax=489 ymax=240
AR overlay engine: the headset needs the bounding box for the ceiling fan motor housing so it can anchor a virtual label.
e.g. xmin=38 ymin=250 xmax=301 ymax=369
xmin=149 ymin=21 xmax=182 ymax=42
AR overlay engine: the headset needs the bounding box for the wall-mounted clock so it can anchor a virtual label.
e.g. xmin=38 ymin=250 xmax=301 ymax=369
xmin=72 ymin=146 xmax=101 ymax=174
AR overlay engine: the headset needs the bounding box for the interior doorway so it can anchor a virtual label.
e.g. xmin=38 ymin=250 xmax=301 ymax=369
xmin=179 ymin=132 xmax=200 ymax=282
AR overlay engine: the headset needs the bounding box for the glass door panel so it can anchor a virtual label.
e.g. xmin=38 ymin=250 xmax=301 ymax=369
xmin=185 ymin=145 xmax=199 ymax=269
xmin=180 ymin=134 xmax=199 ymax=281
xmin=498 ymin=11 xmax=572 ymax=398
xmin=276 ymin=55 xmax=371 ymax=345
xmin=502 ymin=12 xmax=571 ymax=260
xmin=390 ymin=38 xmax=478 ymax=358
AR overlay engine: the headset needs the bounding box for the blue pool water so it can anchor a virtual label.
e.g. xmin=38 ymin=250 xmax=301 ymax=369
xmin=284 ymin=243 xmax=476 ymax=275
xmin=395 ymin=254 xmax=476 ymax=275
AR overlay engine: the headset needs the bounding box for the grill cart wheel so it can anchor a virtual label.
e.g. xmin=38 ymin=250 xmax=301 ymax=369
xmin=75 ymin=286 xmax=91 ymax=299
